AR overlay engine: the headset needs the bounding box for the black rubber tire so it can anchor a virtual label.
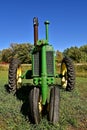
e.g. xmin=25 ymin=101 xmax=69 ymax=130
xmin=28 ymin=87 xmax=41 ymax=124
xmin=8 ymin=58 xmax=21 ymax=93
xmin=61 ymin=56 xmax=75 ymax=91
xmin=48 ymin=86 xmax=60 ymax=124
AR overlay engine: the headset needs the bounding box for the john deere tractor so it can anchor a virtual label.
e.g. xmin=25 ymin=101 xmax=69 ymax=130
xmin=8 ymin=17 xmax=75 ymax=124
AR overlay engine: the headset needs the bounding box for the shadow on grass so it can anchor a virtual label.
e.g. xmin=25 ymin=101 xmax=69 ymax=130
xmin=4 ymin=83 xmax=34 ymax=121
xmin=4 ymin=84 xmax=10 ymax=93
xmin=16 ymin=83 xmax=34 ymax=120
xmin=4 ymin=83 xmax=62 ymax=124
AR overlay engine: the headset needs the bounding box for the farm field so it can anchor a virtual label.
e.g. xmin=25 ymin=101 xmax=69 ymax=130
xmin=0 ymin=66 xmax=87 ymax=130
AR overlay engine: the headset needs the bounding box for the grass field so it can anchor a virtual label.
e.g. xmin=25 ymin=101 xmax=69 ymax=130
xmin=0 ymin=67 xmax=87 ymax=130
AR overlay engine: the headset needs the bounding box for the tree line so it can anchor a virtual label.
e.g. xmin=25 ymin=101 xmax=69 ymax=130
xmin=63 ymin=44 xmax=87 ymax=63
xmin=0 ymin=43 xmax=87 ymax=63
xmin=0 ymin=43 xmax=33 ymax=64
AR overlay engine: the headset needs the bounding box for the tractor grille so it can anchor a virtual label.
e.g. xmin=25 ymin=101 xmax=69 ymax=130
xmin=33 ymin=51 xmax=54 ymax=76
xmin=33 ymin=52 xmax=41 ymax=76
xmin=46 ymin=51 xmax=54 ymax=76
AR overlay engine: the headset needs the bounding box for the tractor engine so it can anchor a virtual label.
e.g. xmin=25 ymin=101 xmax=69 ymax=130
xmin=32 ymin=17 xmax=55 ymax=87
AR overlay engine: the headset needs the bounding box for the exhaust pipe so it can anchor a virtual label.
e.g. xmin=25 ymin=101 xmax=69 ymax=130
xmin=33 ymin=17 xmax=39 ymax=46
xmin=44 ymin=21 xmax=50 ymax=42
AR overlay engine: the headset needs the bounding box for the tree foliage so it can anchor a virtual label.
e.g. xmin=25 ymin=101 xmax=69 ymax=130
xmin=63 ymin=45 xmax=87 ymax=63
xmin=1 ymin=48 xmax=12 ymax=63
xmin=1 ymin=43 xmax=33 ymax=63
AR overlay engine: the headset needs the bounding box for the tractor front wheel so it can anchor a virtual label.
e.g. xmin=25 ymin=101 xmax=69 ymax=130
xmin=48 ymin=86 xmax=60 ymax=124
xmin=28 ymin=87 xmax=42 ymax=124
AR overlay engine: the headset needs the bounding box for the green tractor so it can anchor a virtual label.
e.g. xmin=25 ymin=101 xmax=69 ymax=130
xmin=8 ymin=17 xmax=75 ymax=124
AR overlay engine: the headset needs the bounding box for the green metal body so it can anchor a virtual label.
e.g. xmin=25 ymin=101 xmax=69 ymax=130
xmin=32 ymin=43 xmax=55 ymax=104
xmin=32 ymin=20 xmax=55 ymax=105
xmin=21 ymin=18 xmax=56 ymax=105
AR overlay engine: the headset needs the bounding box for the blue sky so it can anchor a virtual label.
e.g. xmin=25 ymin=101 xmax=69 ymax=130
xmin=0 ymin=0 xmax=87 ymax=51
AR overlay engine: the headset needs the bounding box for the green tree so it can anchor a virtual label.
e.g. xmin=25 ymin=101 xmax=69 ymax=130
xmin=10 ymin=43 xmax=33 ymax=63
xmin=63 ymin=46 xmax=81 ymax=63
xmin=80 ymin=44 xmax=87 ymax=53
xmin=1 ymin=48 xmax=12 ymax=62
xmin=79 ymin=45 xmax=87 ymax=62
xmin=1 ymin=43 xmax=33 ymax=63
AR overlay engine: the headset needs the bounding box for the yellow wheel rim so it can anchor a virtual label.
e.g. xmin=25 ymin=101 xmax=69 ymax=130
xmin=17 ymin=66 xmax=22 ymax=87
xmin=61 ymin=63 xmax=67 ymax=88
xmin=38 ymin=96 xmax=42 ymax=113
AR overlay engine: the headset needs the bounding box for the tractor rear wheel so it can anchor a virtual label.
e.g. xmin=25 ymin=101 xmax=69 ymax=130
xmin=8 ymin=58 xmax=22 ymax=93
xmin=61 ymin=56 xmax=75 ymax=91
xmin=48 ymin=86 xmax=60 ymax=124
xmin=28 ymin=87 xmax=42 ymax=124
